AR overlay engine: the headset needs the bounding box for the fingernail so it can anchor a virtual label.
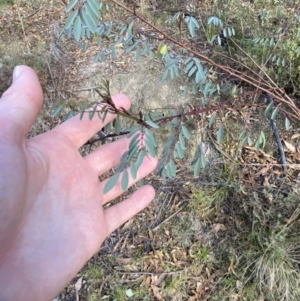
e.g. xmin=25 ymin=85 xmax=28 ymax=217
xmin=13 ymin=66 xmax=22 ymax=81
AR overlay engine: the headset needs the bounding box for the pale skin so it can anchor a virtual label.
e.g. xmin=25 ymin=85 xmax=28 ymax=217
xmin=0 ymin=66 xmax=158 ymax=301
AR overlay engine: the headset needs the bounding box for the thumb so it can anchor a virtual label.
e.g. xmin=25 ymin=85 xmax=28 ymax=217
xmin=0 ymin=66 xmax=43 ymax=139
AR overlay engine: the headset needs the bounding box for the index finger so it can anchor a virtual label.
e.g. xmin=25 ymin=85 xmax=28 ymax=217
xmin=52 ymin=94 xmax=131 ymax=149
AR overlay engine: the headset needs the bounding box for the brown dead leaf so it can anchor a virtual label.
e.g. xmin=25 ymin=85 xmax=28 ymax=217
xmin=115 ymin=257 xmax=132 ymax=264
xmin=255 ymin=166 xmax=271 ymax=176
xmin=155 ymin=273 xmax=167 ymax=286
xmin=74 ymin=277 xmax=82 ymax=292
xmin=151 ymin=285 xmax=164 ymax=301
xmin=227 ymin=257 xmax=237 ymax=276
xmin=283 ymin=140 xmax=296 ymax=152
xmin=155 ymin=250 xmax=164 ymax=262
xmin=211 ymin=223 xmax=227 ymax=233
xmin=291 ymin=133 xmax=300 ymax=140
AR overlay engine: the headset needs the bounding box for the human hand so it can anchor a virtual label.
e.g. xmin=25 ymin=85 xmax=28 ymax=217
xmin=0 ymin=66 xmax=157 ymax=301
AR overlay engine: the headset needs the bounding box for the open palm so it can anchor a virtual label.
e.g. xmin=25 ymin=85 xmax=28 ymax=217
xmin=0 ymin=66 xmax=157 ymax=301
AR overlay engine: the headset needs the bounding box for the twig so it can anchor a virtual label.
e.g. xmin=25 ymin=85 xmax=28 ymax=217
xmin=66 ymin=86 xmax=100 ymax=92
xmin=151 ymin=205 xmax=186 ymax=231
xmin=263 ymin=92 xmax=287 ymax=171
xmin=150 ymin=189 xmax=171 ymax=228
xmin=24 ymin=7 xmax=41 ymax=19
xmin=16 ymin=1 xmax=30 ymax=54
xmin=115 ymin=270 xmax=184 ymax=276
xmin=98 ymin=275 xmax=110 ymax=299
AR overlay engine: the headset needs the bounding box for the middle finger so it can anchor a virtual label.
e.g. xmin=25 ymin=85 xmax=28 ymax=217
xmin=84 ymin=136 xmax=131 ymax=175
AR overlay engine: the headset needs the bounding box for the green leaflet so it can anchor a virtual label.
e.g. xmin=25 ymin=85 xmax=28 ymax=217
xmin=130 ymin=161 xmax=137 ymax=180
xmin=65 ymin=10 xmax=78 ymax=29
xmin=104 ymin=172 xmax=120 ymax=194
xmin=194 ymin=158 xmax=201 ymax=176
xmin=66 ymin=0 xmax=78 ymax=13
xmin=121 ymin=170 xmax=129 ymax=191
xmin=181 ymin=124 xmax=190 ymax=139
xmin=145 ymin=137 xmax=157 ymax=158
xmin=217 ymin=125 xmax=224 ymax=144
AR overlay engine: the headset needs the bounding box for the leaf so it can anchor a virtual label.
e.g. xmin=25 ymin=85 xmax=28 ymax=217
xmin=254 ymin=139 xmax=261 ymax=150
xmin=128 ymin=144 xmax=139 ymax=161
xmin=239 ymin=130 xmax=246 ymax=140
xmin=126 ymin=289 xmax=133 ymax=298
xmin=184 ymin=56 xmax=192 ymax=64
xmin=188 ymin=19 xmax=196 ymax=37
xmin=145 ymin=119 xmax=160 ymax=129
xmin=179 ymin=133 xmax=185 ymax=149
xmin=176 ymin=142 xmax=184 ymax=158
xmin=74 ymin=16 xmax=81 ymax=42
xmin=130 ymin=161 xmax=137 ymax=180
xmin=116 ymin=151 xmax=129 ymax=173
xmin=181 ymin=125 xmax=190 ymax=139
xmin=185 ymin=61 xmax=194 ymax=72
xmin=85 ymin=1 xmax=98 ymax=24
xmin=87 ymin=0 xmax=100 ymax=18
xmin=88 ymin=104 xmax=97 ymax=120
xmin=194 ymin=158 xmax=201 ymax=176
xmin=162 ymin=69 xmax=169 ymax=81
xmin=271 ymin=107 xmax=279 ymax=120
xmin=169 ymin=159 xmax=176 ymax=177
xmin=129 ymin=133 xmax=140 ymax=151
xmin=126 ymin=40 xmax=140 ymax=53
xmin=160 ymin=44 xmax=168 ymax=54
xmin=260 ymin=131 xmax=266 ymax=148
xmin=127 ymin=125 xmax=141 ymax=138
xmin=121 ymin=170 xmax=129 ymax=191
xmin=75 ymin=277 xmax=83 ymax=292
xmin=65 ymin=9 xmax=78 ymax=30
xmin=136 ymin=45 xmax=141 ymax=61
xmin=264 ymin=101 xmax=273 ymax=116
xmin=217 ymin=125 xmax=224 ymax=143
xmin=52 ymin=101 xmax=65 ymax=116
xmin=188 ymin=66 xmax=197 ymax=77
xmin=65 ymin=110 xmax=73 ymax=120
xmin=285 ymin=117 xmax=291 ymax=130
xmin=283 ymin=140 xmax=296 ymax=152
xmin=66 ymin=0 xmax=78 ymax=13
xmin=209 ymin=114 xmax=216 ymax=128
xmin=240 ymin=136 xmax=247 ymax=147
xmin=166 ymin=163 xmax=172 ymax=178
xmin=201 ymin=153 xmax=206 ymax=168
xmin=114 ymin=115 xmax=120 ymax=135
xmin=145 ymin=138 xmax=156 ymax=158
xmin=145 ymin=128 xmax=157 ymax=147
xmin=135 ymin=150 xmax=144 ymax=170
xmin=104 ymin=172 xmax=120 ymax=194
xmin=126 ymin=20 xmax=134 ymax=35
xmin=80 ymin=7 xmax=96 ymax=33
